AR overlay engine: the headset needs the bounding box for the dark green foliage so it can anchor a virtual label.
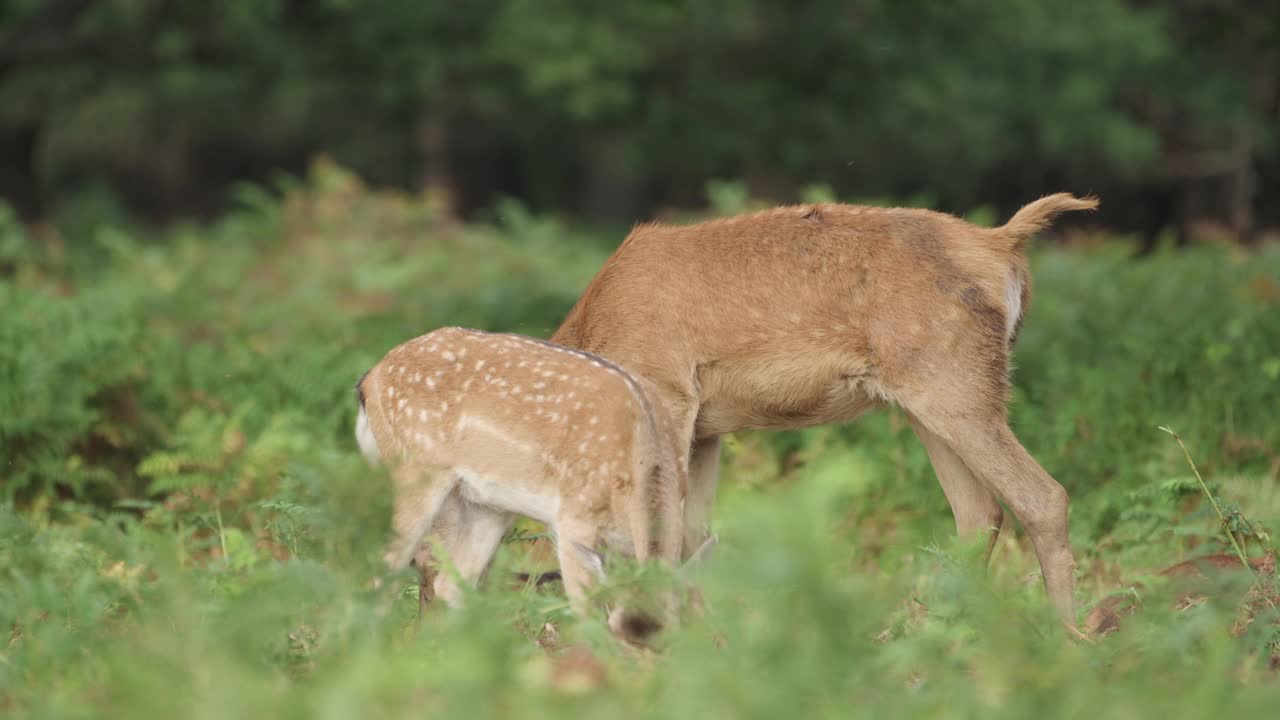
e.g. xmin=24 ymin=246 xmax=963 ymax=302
xmin=2 ymin=1 xmax=1277 ymax=226
xmin=0 ymin=261 xmax=146 ymax=500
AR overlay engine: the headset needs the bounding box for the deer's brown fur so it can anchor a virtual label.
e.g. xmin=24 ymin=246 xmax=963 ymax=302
xmin=356 ymin=327 xmax=686 ymax=619
xmin=551 ymin=193 xmax=1098 ymax=628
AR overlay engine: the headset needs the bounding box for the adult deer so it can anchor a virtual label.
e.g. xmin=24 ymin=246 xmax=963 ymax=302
xmin=550 ymin=194 xmax=1098 ymax=630
xmin=356 ymin=327 xmax=691 ymax=631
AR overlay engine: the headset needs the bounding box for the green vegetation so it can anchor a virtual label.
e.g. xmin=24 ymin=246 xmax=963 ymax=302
xmin=3 ymin=164 xmax=1279 ymax=717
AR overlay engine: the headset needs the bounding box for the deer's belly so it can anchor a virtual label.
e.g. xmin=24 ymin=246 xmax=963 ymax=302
xmin=456 ymin=468 xmax=560 ymax=526
xmin=695 ymin=359 xmax=879 ymax=436
xmin=696 ymin=388 xmax=878 ymax=435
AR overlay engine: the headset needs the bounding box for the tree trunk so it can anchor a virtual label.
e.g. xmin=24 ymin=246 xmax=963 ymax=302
xmin=1236 ymin=57 xmax=1280 ymax=246
xmin=0 ymin=123 xmax=42 ymax=220
xmin=580 ymin=130 xmax=643 ymax=223
xmin=418 ymin=106 xmax=456 ymax=221
xmin=1227 ymin=140 xmax=1255 ymax=245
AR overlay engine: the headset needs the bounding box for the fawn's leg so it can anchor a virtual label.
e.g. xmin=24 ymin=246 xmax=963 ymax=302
xmin=432 ymin=502 xmax=514 ymax=608
xmin=383 ymin=465 xmax=459 ymax=573
xmin=555 ymin=515 xmax=605 ymax=618
xmin=411 ymin=493 xmax=462 ymax=617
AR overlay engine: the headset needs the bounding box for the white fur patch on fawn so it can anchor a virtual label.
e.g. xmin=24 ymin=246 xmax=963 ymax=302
xmin=1004 ymin=270 xmax=1023 ymax=341
xmin=355 ymin=405 xmax=381 ymax=466
xmin=457 ymin=467 xmax=559 ymax=525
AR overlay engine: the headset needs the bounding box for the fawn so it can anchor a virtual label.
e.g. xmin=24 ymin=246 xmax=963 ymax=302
xmin=356 ymin=327 xmax=693 ymax=631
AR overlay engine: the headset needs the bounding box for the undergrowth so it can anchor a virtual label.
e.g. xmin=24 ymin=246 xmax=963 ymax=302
xmin=2 ymin=162 xmax=1279 ymax=717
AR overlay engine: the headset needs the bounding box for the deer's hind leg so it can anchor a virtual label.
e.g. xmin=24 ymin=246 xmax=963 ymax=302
xmin=910 ymin=416 xmax=1005 ymax=560
xmin=383 ymin=464 xmax=459 ymax=573
xmin=900 ymin=385 xmax=1076 ymax=627
xmin=883 ymin=299 xmax=1076 ymax=626
xmin=430 ymin=499 xmax=514 ymax=609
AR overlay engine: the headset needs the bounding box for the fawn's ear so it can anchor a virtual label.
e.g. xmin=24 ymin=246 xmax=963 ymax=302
xmin=571 ymin=541 xmax=607 ymax=580
xmin=682 ymin=534 xmax=718 ymax=571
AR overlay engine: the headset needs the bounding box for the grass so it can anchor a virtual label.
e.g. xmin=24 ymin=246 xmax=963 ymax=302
xmin=2 ymin=161 xmax=1279 ymax=717
xmin=1160 ymin=425 xmax=1256 ymax=573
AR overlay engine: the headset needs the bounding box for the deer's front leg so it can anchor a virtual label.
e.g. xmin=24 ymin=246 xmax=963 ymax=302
xmin=683 ymin=435 xmax=722 ymax=559
xmin=653 ymin=383 xmax=716 ymax=561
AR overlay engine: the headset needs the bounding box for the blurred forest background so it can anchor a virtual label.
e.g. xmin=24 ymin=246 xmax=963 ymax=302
xmin=3 ymin=0 xmax=1279 ymax=249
